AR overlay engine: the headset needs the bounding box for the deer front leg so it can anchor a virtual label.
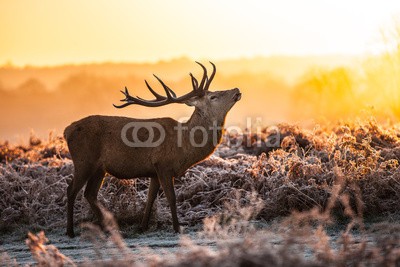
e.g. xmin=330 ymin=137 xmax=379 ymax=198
xmin=158 ymin=176 xmax=180 ymax=233
xmin=141 ymin=177 xmax=160 ymax=231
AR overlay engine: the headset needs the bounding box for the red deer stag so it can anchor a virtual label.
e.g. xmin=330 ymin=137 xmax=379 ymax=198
xmin=64 ymin=62 xmax=241 ymax=237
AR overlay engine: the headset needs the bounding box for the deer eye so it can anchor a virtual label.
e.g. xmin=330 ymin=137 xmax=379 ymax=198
xmin=210 ymin=95 xmax=217 ymax=100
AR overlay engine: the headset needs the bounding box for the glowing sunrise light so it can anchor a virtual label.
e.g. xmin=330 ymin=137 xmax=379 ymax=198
xmin=1 ymin=0 xmax=400 ymax=66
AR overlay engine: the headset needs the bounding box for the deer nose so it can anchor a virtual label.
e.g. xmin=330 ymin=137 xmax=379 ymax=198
xmin=232 ymin=88 xmax=241 ymax=101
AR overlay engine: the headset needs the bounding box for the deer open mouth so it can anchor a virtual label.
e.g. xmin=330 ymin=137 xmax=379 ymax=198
xmin=233 ymin=92 xmax=242 ymax=102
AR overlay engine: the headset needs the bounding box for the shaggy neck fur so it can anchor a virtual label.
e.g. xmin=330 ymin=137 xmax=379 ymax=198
xmin=181 ymin=107 xmax=226 ymax=162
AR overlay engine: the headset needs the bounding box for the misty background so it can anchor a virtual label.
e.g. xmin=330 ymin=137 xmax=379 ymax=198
xmin=1 ymin=52 xmax=400 ymax=143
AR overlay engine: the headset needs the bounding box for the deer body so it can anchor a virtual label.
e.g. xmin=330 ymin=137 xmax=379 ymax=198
xmin=65 ymin=62 xmax=241 ymax=237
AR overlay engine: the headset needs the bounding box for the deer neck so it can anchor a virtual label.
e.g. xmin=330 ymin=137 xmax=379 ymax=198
xmin=181 ymin=108 xmax=226 ymax=156
xmin=187 ymin=108 xmax=226 ymax=132
xmin=187 ymin=107 xmax=227 ymax=129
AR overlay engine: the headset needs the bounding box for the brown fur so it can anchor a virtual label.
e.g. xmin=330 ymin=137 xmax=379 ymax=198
xmin=64 ymin=88 xmax=241 ymax=237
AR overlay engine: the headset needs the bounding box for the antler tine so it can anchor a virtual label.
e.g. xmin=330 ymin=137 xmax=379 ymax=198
xmin=153 ymin=75 xmax=177 ymax=99
xmin=113 ymin=61 xmax=215 ymax=108
xmin=122 ymin=87 xmax=148 ymax=102
xmin=113 ymin=85 xmax=166 ymax=108
xmin=195 ymin=61 xmax=208 ymax=90
xmin=204 ymin=61 xmax=216 ymax=91
xmin=190 ymin=73 xmax=199 ymax=91
xmin=113 ymin=101 xmax=135 ymax=108
xmin=144 ymin=80 xmax=167 ymax=101
xmin=118 ymin=87 xmax=133 ymax=101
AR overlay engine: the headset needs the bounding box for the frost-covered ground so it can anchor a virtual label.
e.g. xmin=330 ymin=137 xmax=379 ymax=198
xmin=1 ymin=227 xmax=216 ymax=265
xmin=2 ymin=219 xmax=398 ymax=266
xmin=1 ymin=120 xmax=400 ymax=266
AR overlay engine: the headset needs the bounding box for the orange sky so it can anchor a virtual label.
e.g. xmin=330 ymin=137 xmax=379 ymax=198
xmin=1 ymin=0 xmax=400 ymax=66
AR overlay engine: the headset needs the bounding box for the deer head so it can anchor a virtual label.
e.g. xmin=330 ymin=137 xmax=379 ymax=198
xmin=114 ymin=62 xmax=241 ymax=124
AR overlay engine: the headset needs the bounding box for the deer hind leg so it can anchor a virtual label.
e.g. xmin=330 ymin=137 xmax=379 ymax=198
xmin=83 ymin=169 xmax=106 ymax=229
xmin=141 ymin=177 xmax=160 ymax=231
xmin=158 ymin=176 xmax=180 ymax=233
xmin=67 ymin=168 xmax=93 ymax=238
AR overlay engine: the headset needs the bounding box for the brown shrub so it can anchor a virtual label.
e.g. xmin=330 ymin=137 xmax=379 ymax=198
xmin=0 ymin=119 xmax=399 ymax=232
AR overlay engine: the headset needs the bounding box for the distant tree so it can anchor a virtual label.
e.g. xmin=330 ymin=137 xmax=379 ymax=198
xmin=0 ymin=80 xmax=6 ymax=99
xmin=292 ymin=67 xmax=358 ymax=120
xmin=17 ymin=78 xmax=48 ymax=95
xmin=363 ymin=20 xmax=400 ymax=119
xmin=57 ymin=72 xmax=123 ymax=112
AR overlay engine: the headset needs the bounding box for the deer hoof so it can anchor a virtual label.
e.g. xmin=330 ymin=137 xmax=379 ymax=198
xmin=66 ymin=231 xmax=75 ymax=238
xmin=140 ymin=225 xmax=148 ymax=233
xmin=174 ymin=225 xmax=181 ymax=234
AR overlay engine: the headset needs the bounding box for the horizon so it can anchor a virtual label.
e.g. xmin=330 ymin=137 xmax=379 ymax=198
xmin=0 ymin=53 xmax=360 ymax=69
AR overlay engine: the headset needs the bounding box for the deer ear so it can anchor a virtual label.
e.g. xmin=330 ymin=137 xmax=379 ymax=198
xmin=184 ymin=97 xmax=200 ymax=107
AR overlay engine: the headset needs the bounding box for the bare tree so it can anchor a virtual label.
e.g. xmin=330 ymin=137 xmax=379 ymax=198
xmin=64 ymin=62 xmax=241 ymax=237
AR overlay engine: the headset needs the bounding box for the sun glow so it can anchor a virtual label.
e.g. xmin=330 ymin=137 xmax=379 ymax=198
xmin=1 ymin=0 xmax=400 ymax=66
xmin=1 ymin=1 xmax=400 ymax=141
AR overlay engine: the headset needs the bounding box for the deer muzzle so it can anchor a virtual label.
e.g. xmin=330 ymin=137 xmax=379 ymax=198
xmin=232 ymin=88 xmax=241 ymax=101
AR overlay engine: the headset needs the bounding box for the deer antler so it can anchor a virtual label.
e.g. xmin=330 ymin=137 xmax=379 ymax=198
xmin=113 ymin=62 xmax=216 ymax=108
